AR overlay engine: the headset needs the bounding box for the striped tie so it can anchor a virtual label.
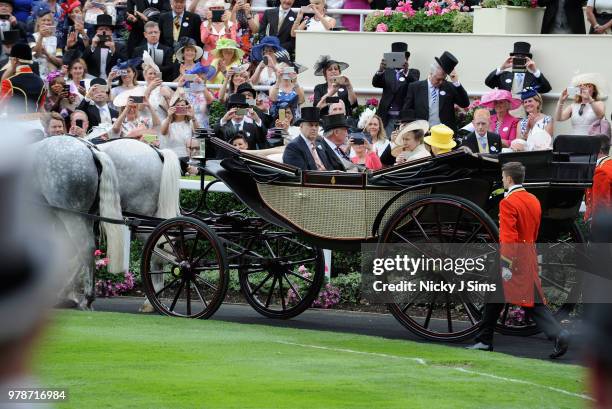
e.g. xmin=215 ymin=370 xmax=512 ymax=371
xmin=431 ymin=86 xmax=438 ymax=106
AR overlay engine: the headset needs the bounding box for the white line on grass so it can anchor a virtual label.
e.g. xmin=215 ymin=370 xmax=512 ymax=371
xmin=275 ymin=341 xmax=592 ymax=402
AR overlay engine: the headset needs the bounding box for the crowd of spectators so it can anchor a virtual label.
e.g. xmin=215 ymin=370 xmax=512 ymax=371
xmin=0 ymin=0 xmax=609 ymax=173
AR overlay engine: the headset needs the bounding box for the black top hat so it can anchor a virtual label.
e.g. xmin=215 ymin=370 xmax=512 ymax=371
xmin=236 ymin=83 xmax=256 ymax=99
xmin=226 ymin=93 xmax=249 ymax=109
xmin=0 ymin=0 xmax=14 ymax=7
xmin=435 ymin=51 xmax=458 ymax=76
xmin=510 ymin=41 xmax=532 ymax=58
xmin=1 ymin=30 xmax=20 ymax=45
xmin=391 ymin=42 xmax=410 ymax=58
xmin=94 ymin=14 xmax=115 ymax=29
xmin=10 ymin=43 xmax=32 ymax=61
xmin=295 ymin=107 xmax=321 ymax=125
xmin=90 ymin=77 xmax=107 ymax=87
xmin=322 ymin=114 xmax=349 ymax=133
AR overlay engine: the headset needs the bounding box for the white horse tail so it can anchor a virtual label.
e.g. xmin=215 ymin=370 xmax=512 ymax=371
xmin=92 ymin=149 xmax=125 ymax=274
xmin=156 ymin=149 xmax=181 ymax=219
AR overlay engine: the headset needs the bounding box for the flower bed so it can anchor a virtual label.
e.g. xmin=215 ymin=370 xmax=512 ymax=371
xmin=364 ymin=1 xmax=473 ymax=33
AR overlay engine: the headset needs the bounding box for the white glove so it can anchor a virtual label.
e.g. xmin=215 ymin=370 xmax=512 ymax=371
xmin=502 ymin=267 xmax=512 ymax=282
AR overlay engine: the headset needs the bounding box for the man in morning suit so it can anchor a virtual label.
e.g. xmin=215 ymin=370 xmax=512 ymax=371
xmin=585 ymin=135 xmax=612 ymax=222
xmin=467 ymin=162 xmax=570 ymax=359
xmin=402 ymin=51 xmax=469 ymax=132
xmin=283 ymin=107 xmax=338 ymax=171
xmin=372 ymin=42 xmax=420 ymax=137
xmin=132 ymin=21 xmax=175 ymax=81
xmin=461 ymin=108 xmax=502 ymax=154
xmin=158 ymin=0 xmax=202 ymax=49
xmin=76 ymin=78 xmax=118 ymax=128
xmin=484 ymin=42 xmax=552 ymax=95
xmin=216 ymin=93 xmax=269 ymax=150
xmin=82 ymin=14 xmax=127 ymax=80
xmin=258 ymin=0 xmax=297 ymax=57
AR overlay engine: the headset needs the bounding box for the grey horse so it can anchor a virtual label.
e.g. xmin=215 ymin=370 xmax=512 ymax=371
xmin=97 ymin=139 xmax=181 ymax=311
xmin=29 ymin=135 xmax=125 ymax=310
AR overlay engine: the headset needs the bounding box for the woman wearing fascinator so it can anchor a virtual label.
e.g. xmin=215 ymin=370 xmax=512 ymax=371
xmin=177 ymin=61 xmax=216 ymax=128
xmin=109 ymin=57 xmax=143 ymax=108
xmin=513 ymin=86 xmax=553 ymax=151
xmin=312 ymin=55 xmax=357 ymax=116
xmin=357 ymin=107 xmax=395 ymax=166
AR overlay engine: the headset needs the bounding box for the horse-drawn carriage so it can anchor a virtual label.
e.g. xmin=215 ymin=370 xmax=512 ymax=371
xmin=138 ymin=134 xmax=596 ymax=342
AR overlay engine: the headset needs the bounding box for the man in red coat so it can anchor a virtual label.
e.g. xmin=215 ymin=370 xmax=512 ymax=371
xmin=467 ymin=161 xmax=570 ymax=359
xmin=585 ymin=135 xmax=612 ymax=222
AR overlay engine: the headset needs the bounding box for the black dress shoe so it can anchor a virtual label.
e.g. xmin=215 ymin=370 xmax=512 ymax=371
xmin=550 ymin=330 xmax=570 ymax=359
xmin=466 ymin=342 xmax=493 ymax=351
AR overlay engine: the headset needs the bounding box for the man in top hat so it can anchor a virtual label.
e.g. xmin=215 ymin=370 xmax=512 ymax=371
xmin=373 ymin=42 xmax=420 ymax=137
xmin=217 ymin=93 xmax=268 ymax=149
xmin=485 ymin=42 xmax=552 ymax=95
xmin=585 ymin=135 xmax=612 ymax=223
xmin=467 ymin=161 xmax=570 ymax=358
xmin=460 ymin=108 xmax=502 ymax=155
xmin=283 ymin=107 xmax=338 ymax=171
xmin=402 ymin=51 xmax=469 ymax=132
xmin=0 ymin=29 xmax=20 ymax=75
xmin=83 ymin=14 xmax=127 ymax=79
xmin=259 ymin=0 xmax=297 ymax=57
xmin=77 ymin=77 xmax=118 ymax=128
xmin=0 ymin=43 xmax=45 ymax=114
xmin=132 ymin=21 xmax=174 ymax=81
xmin=236 ymin=82 xmax=274 ymax=129
xmin=0 ymin=0 xmax=27 ymax=41
xmin=321 ymin=113 xmax=354 ymax=171
xmin=158 ymin=0 xmax=202 ymax=49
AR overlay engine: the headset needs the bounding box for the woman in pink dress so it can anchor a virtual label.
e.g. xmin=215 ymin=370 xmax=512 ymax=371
xmin=479 ymin=89 xmax=521 ymax=148
xmin=342 ymin=0 xmax=370 ymax=31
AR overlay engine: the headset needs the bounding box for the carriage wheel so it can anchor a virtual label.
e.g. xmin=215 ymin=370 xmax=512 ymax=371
xmin=494 ymin=220 xmax=585 ymax=336
xmin=379 ymin=194 xmax=499 ymax=342
xmin=238 ymin=231 xmax=325 ymax=319
xmin=141 ymin=216 xmax=228 ymax=319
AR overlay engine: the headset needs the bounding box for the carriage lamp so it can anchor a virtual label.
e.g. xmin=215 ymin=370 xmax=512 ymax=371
xmin=193 ymin=128 xmax=216 ymax=164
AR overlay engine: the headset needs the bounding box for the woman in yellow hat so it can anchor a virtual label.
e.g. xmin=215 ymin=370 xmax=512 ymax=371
xmin=210 ymin=38 xmax=245 ymax=85
xmin=424 ymin=124 xmax=457 ymax=155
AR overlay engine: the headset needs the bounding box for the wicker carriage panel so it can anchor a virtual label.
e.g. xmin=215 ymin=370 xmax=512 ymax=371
xmin=257 ymin=183 xmax=431 ymax=240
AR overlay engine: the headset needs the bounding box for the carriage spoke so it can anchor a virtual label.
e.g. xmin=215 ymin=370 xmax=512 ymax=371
xmin=265 ymin=276 xmax=278 ymax=308
xmin=185 ymin=279 xmax=191 ymax=316
xmin=433 ymin=204 xmax=444 ymax=242
xmin=169 ymin=279 xmax=185 ymax=312
xmin=264 ymin=240 xmax=277 ymax=258
xmin=423 ymin=293 xmax=437 ymax=329
xmin=191 ymin=246 xmax=213 ymax=267
xmin=162 ymin=233 xmax=182 ymax=259
xmin=450 ymin=208 xmax=464 ymax=242
xmin=283 ymin=274 xmax=302 ymax=302
xmin=152 ymin=249 xmax=180 ymax=266
xmin=188 ymin=231 xmax=201 ymax=264
xmin=147 ymin=270 xmax=172 ymax=275
xmin=279 ymin=276 xmax=286 ymax=310
xmin=250 ymin=273 xmax=272 ymax=296
xmin=445 ymin=293 xmax=453 ymax=333
xmin=285 ymin=258 xmax=317 ymax=267
xmin=409 ymin=211 xmax=431 ymax=242
xmin=194 ymin=275 xmax=219 ymax=292
xmin=500 ymin=304 xmax=510 ymax=325
xmin=401 ymin=291 xmax=425 ymax=313
xmin=191 ymin=278 xmax=208 ymax=307
xmin=155 ymin=277 xmax=180 ymax=298
xmin=287 ymin=270 xmax=313 ymax=284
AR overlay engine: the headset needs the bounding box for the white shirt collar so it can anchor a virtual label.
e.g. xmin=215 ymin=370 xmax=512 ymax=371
xmin=476 ymin=131 xmax=487 ymax=139
xmin=301 ymin=134 xmax=316 ymax=147
xmin=508 ymin=184 xmax=522 ymax=193
xmin=597 ymin=155 xmax=609 ymax=166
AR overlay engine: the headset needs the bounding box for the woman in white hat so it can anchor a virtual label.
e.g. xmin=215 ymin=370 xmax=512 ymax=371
xmin=392 ymin=120 xmax=431 ymax=164
xmin=173 ymin=38 xmax=204 ymax=82
xmin=555 ymin=73 xmax=607 ymax=135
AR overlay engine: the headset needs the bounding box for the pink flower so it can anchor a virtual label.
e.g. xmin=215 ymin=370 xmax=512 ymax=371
xmin=383 ymin=6 xmax=393 ymax=16
xmin=308 ymin=94 xmax=315 ymax=103
xmin=373 ymin=10 xmax=381 ymax=17
xmin=94 ymin=249 xmax=103 ymax=257
xmin=298 ymin=265 xmax=307 ymax=273
xmin=441 ymin=8 xmax=450 ymax=14
xmin=425 ymin=9 xmax=435 ymax=15
xmin=449 ymin=2 xmax=460 ymax=10
xmin=375 ymin=23 xmax=388 ymax=32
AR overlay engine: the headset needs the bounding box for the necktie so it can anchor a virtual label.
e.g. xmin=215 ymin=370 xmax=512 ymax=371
xmin=336 ymin=146 xmax=349 ymax=161
xmin=310 ymin=142 xmax=326 ymax=170
xmin=173 ymin=15 xmax=181 ymax=42
xmin=477 ymin=135 xmax=488 ymax=153
xmin=278 ymin=10 xmax=286 ymax=32
xmin=430 ymin=86 xmax=438 ymax=106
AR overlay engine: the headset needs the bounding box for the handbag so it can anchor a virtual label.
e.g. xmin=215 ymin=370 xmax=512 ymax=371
xmin=590 ymin=0 xmax=612 ymax=33
xmin=588 ymin=117 xmax=612 ymax=139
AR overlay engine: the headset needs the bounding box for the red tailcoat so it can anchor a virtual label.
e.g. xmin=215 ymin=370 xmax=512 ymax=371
xmin=585 ymin=156 xmax=612 ymax=221
xmin=499 ymin=187 xmax=544 ymax=307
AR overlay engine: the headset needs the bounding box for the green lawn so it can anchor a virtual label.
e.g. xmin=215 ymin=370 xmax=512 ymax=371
xmin=36 ymin=311 xmax=588 ymax=409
